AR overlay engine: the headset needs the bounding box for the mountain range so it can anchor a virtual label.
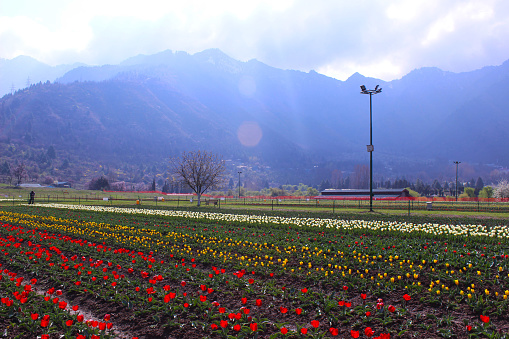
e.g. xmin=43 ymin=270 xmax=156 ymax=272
xmin=1 ymin=49 xmax=508 ymax=187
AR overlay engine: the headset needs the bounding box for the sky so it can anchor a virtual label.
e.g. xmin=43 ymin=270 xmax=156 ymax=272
xmin=1 ymin=0 xmax=509 ymax=81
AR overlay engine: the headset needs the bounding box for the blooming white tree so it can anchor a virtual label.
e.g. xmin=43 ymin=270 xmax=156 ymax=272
xmin=493 ymin=180 xmax=509 ymax=198
xmin=169 ymin=151 xmax=226 ymax=206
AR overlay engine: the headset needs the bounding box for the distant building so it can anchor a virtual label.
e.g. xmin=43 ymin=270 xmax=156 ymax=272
xmin=19 ymin=183 xmax=43 ymax=188
xmin=320 ymin=188 xmax=411 ymax=198
xmin=55 ymin=181 xmax=72 ymax=188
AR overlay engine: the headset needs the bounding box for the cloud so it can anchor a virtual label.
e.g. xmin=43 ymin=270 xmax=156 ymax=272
xmin=1 ymin=0 xmax=509 ymax=80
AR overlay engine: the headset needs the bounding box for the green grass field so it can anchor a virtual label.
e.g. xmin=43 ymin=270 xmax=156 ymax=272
xmin=1 ymin=186 xmax=508 ymax=224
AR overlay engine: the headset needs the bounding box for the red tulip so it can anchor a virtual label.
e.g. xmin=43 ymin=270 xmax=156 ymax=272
xmin=281 ymin=327 xmax=288 ymax=334
xmin=255 ymin=299 xmax=262 ymax=306
xmin=199 ymin=295 xmax=207 ymax=302
xmin=296 ymin=308 xmax=302 ymax=315
xmin=403 ymin=294 xmax=411 ymax=301
xmin=211 ymin=324 xmax=218 ymax=330
xmin=104 ymin=314 xmax=111 ymax=321
xmin=480 ymin=315 xmax=490 ymax=323
xmin=66 ymin=319 xmax=73 ymax=326
xmin=241 ymin=297 xmax=247 ymax=304
xmin=365 ymin=327 xmax=374 ymax=337
xmin=388 ymin=305 xmax=396 ymax=313
xmin=311 ymin=320 xmax=319 ymax=328
xmin=233 ymin=324 xmax=241 ymax=331
xmin=72 ymin=305 xmax=79 ymax=311
xmin=280 ymin=306 xmax=288 ymax=314
xmin=301 ymin=328 xmax=308 ymax=334
xmin=31 ymin=313 xmax=39 ymax=321
xmin=220 ymin=320 xmax=228 ymax=328
xmin=361 ymin=293 xmax=367 ymax=300
xmin=250 ymin=323 xmax=258 ymax=331
xmin=351 ymin=330 xmax=360 ymax=338
xmin=329 ymin=327 xmax=339 ymax=336
xmin=301 ymin=288 xmax=308 ymax=293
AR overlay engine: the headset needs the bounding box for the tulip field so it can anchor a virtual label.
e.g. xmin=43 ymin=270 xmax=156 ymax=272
xmin=0 ymin=203 xmax=508 ymax=339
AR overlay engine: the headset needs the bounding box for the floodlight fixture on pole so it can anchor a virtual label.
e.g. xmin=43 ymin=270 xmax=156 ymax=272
xmin=238 ymin=171 xmax=242 ymax=198
xmin=454 ymin=161 xmax=461 ymax=201
xmin=360 ymin=85 xmax=382 ymax=212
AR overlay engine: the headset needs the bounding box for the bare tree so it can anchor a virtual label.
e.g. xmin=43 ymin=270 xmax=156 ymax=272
xmin=12 ymin=162 xmax=27 ymax=185
xmin=169 ymin=151 xmax=226 ymax=206
xmin=351 ymin=164 xmax=369 ymax=189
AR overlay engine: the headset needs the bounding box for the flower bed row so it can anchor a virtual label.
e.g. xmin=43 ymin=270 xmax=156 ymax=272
xmin=28 ymin=203 xmax=509 ymax=238
xmin=0 ymin=205 xmax=508 ymax=338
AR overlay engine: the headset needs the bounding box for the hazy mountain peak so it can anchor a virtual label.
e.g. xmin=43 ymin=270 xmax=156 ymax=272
xmin=403 ymin=66 xmax=450 ymax=79
xmin=0 ymin=56 xmax=83 ymax=97
xmin=346 ymin=72 xmax=366 ymax=82
xmin=0 ymin=55 xmax=47 ymax=71
xmin=120 ymin=49 xmax=177 ymax=66
xmin=193 ymin=48 xmax=244 ymax=74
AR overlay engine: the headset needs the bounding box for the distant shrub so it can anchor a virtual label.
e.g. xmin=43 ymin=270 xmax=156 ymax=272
xmin=42 ymin=176 xmax=54 ymax=185
xmin=478 ymin=186 xmax=493 ymax=198
xmin=88 ymin=176 xmax=110 ymax=191
xmin=462 ymin=187 xmax=475 ymax=198
xmin=110 ymin=181 xmax=126 ymax=191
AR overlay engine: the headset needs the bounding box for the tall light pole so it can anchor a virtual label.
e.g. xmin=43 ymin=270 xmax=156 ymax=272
xmin=238 ymin=171 xmax=242 ymax=198
xmin=454 ymin=161 xmax=461 ymax=201
xmin=360 ymin=85 xmax=382 ymax=212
